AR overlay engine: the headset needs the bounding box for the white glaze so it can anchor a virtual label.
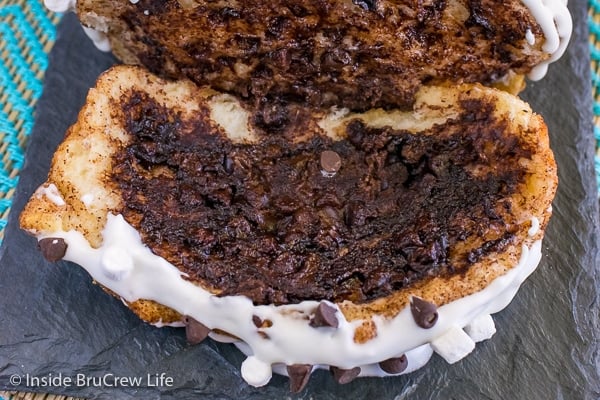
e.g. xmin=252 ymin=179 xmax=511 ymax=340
xmin=35 ymin=183 xmax=65 ymax=206
xmin=44 ymin=0 xmax=112 ymax=52
xmin=528 ymin=216 xmax=540 ymax=236
xmin=150 ymin=318 xmax=185 ymax=328
xmin=525 ymin=29 xmax=536 ymax=45
xmin=44 ymin=0 xmax=76 ymax=13
xmin=521 ymin=0 xmax=572 ymax=80
xmin=36 ymin=213 xmax=544 ymax=385
xmin=329 ymin=343 xmax=434 ymax=378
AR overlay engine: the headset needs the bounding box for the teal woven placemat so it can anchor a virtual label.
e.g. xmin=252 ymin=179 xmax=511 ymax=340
xmin=588 ymin=1 xmax=600 ymax=191
xmin=0 ymin=3 xmax=599 ymax=247
xmin=0 ymin=391 xmax=81 ymax=400
xmin=0 ymin=0 xmax=58 ymax=243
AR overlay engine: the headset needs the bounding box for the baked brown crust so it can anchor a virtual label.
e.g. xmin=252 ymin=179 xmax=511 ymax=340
xmin=20 ymin=65 xmax=557 ymax=340
xmin=76 ymin=0 xmax=547 ymax=110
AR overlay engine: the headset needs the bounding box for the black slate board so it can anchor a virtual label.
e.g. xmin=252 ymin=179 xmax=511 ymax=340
xmin=1 ymin=3 xmax=599 ymax=398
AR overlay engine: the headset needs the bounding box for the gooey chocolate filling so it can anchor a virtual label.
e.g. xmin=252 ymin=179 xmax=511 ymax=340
xmin=112 ymin=91 xmax=531 ymax=305
xmin=116 ymin=0 xmax=546 ymax=110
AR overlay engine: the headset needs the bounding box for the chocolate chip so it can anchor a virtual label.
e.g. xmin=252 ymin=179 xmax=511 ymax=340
xmin=309 ymin=302 xmax=339 ymax=328
xmin=255 ymin=100 xmax=288 ymax=130
xmin=222 ymin=154 xmax=234 ymax=174
xmin=320 ymin=150 xmax=342 ymax=176
xmin=330 ymin=366 xmax=361 ymax=384
xmin=254 ymin=316 xmax=272 ymax=328
xmin=346 ymin=119 xmax=365 ymax=148
xmin=321 ymin=49 xmax=352 ymax=67
xmin=38 ymin=237 xmax=67 ymax=262
xmin=184 ymin=316 xmax=210 ymax=345
xmin=287 ymin=364 xmax=312 ymax=393
xmin=379 ymin=354 xmax=408 ymax=374
xmin=410 ymin=296 xmax=438 ymax=329
xmin=252 ymin=315 xmax=272 ymax=339
xmin=343 ymin=200 xmax=368 ymax=227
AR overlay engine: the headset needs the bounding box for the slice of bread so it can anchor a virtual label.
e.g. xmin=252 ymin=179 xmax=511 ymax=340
xmin=74 ymin=0 xmax=568 ymax=109
xmin=20 ymin=65 xmax=557 ymax=389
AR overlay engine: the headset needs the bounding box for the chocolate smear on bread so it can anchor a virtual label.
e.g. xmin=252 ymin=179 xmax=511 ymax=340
xmin=112 ymin=91 xmax=530 ymax=306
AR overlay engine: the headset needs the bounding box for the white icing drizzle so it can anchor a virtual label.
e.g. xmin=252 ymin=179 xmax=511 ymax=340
xmin=528 ymin=216 xmax=540 ymax=236
xmin=44 ymin=0 xmax=112 ymax=52
xmin=150 ymin=318 xmax=185 ymax=328
xmin=36 ymin=213 xmax=544 ymax=385
xmin=520 ymin=0 xmax=572 ymax=80
xmin=525 ymin=29 xmax=536 ymax=45
xmin=35 ymin=183 xmax=65 ymax=207
xmin=44 ymin=0 xmax=76 ymax=13
xmin=81 ymin=26 xmax=111 ymax=53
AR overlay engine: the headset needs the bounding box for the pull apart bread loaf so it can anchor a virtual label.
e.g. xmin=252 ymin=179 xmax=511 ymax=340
xmin=65 ymin=0 xmax=572 ymax=109
xmin=21 ymin=65 xmax=557 ymax=390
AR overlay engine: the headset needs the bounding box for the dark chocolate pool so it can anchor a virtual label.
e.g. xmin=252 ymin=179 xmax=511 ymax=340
xmin=112 ymin=91 xmax=531 ymax=305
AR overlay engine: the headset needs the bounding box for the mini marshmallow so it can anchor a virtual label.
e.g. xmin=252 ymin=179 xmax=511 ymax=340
xmin=241 ymin=356 xmax=272 ymax=387
xmin=101 ymin=246 xmax=134 ymax=281
xmin=464 ymin=314 xmax=497 ymax=343
xmin=431 ymin=326 xmax=475 ymax=364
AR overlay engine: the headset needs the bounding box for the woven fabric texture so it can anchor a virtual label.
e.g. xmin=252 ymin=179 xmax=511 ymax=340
xmin=0 ymin=392 xmax=81 ymax=400
xmin=0 ymin=0 xmax=59 ymax=243
xmin=589 ymin=0 xmax=600 ymax=195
